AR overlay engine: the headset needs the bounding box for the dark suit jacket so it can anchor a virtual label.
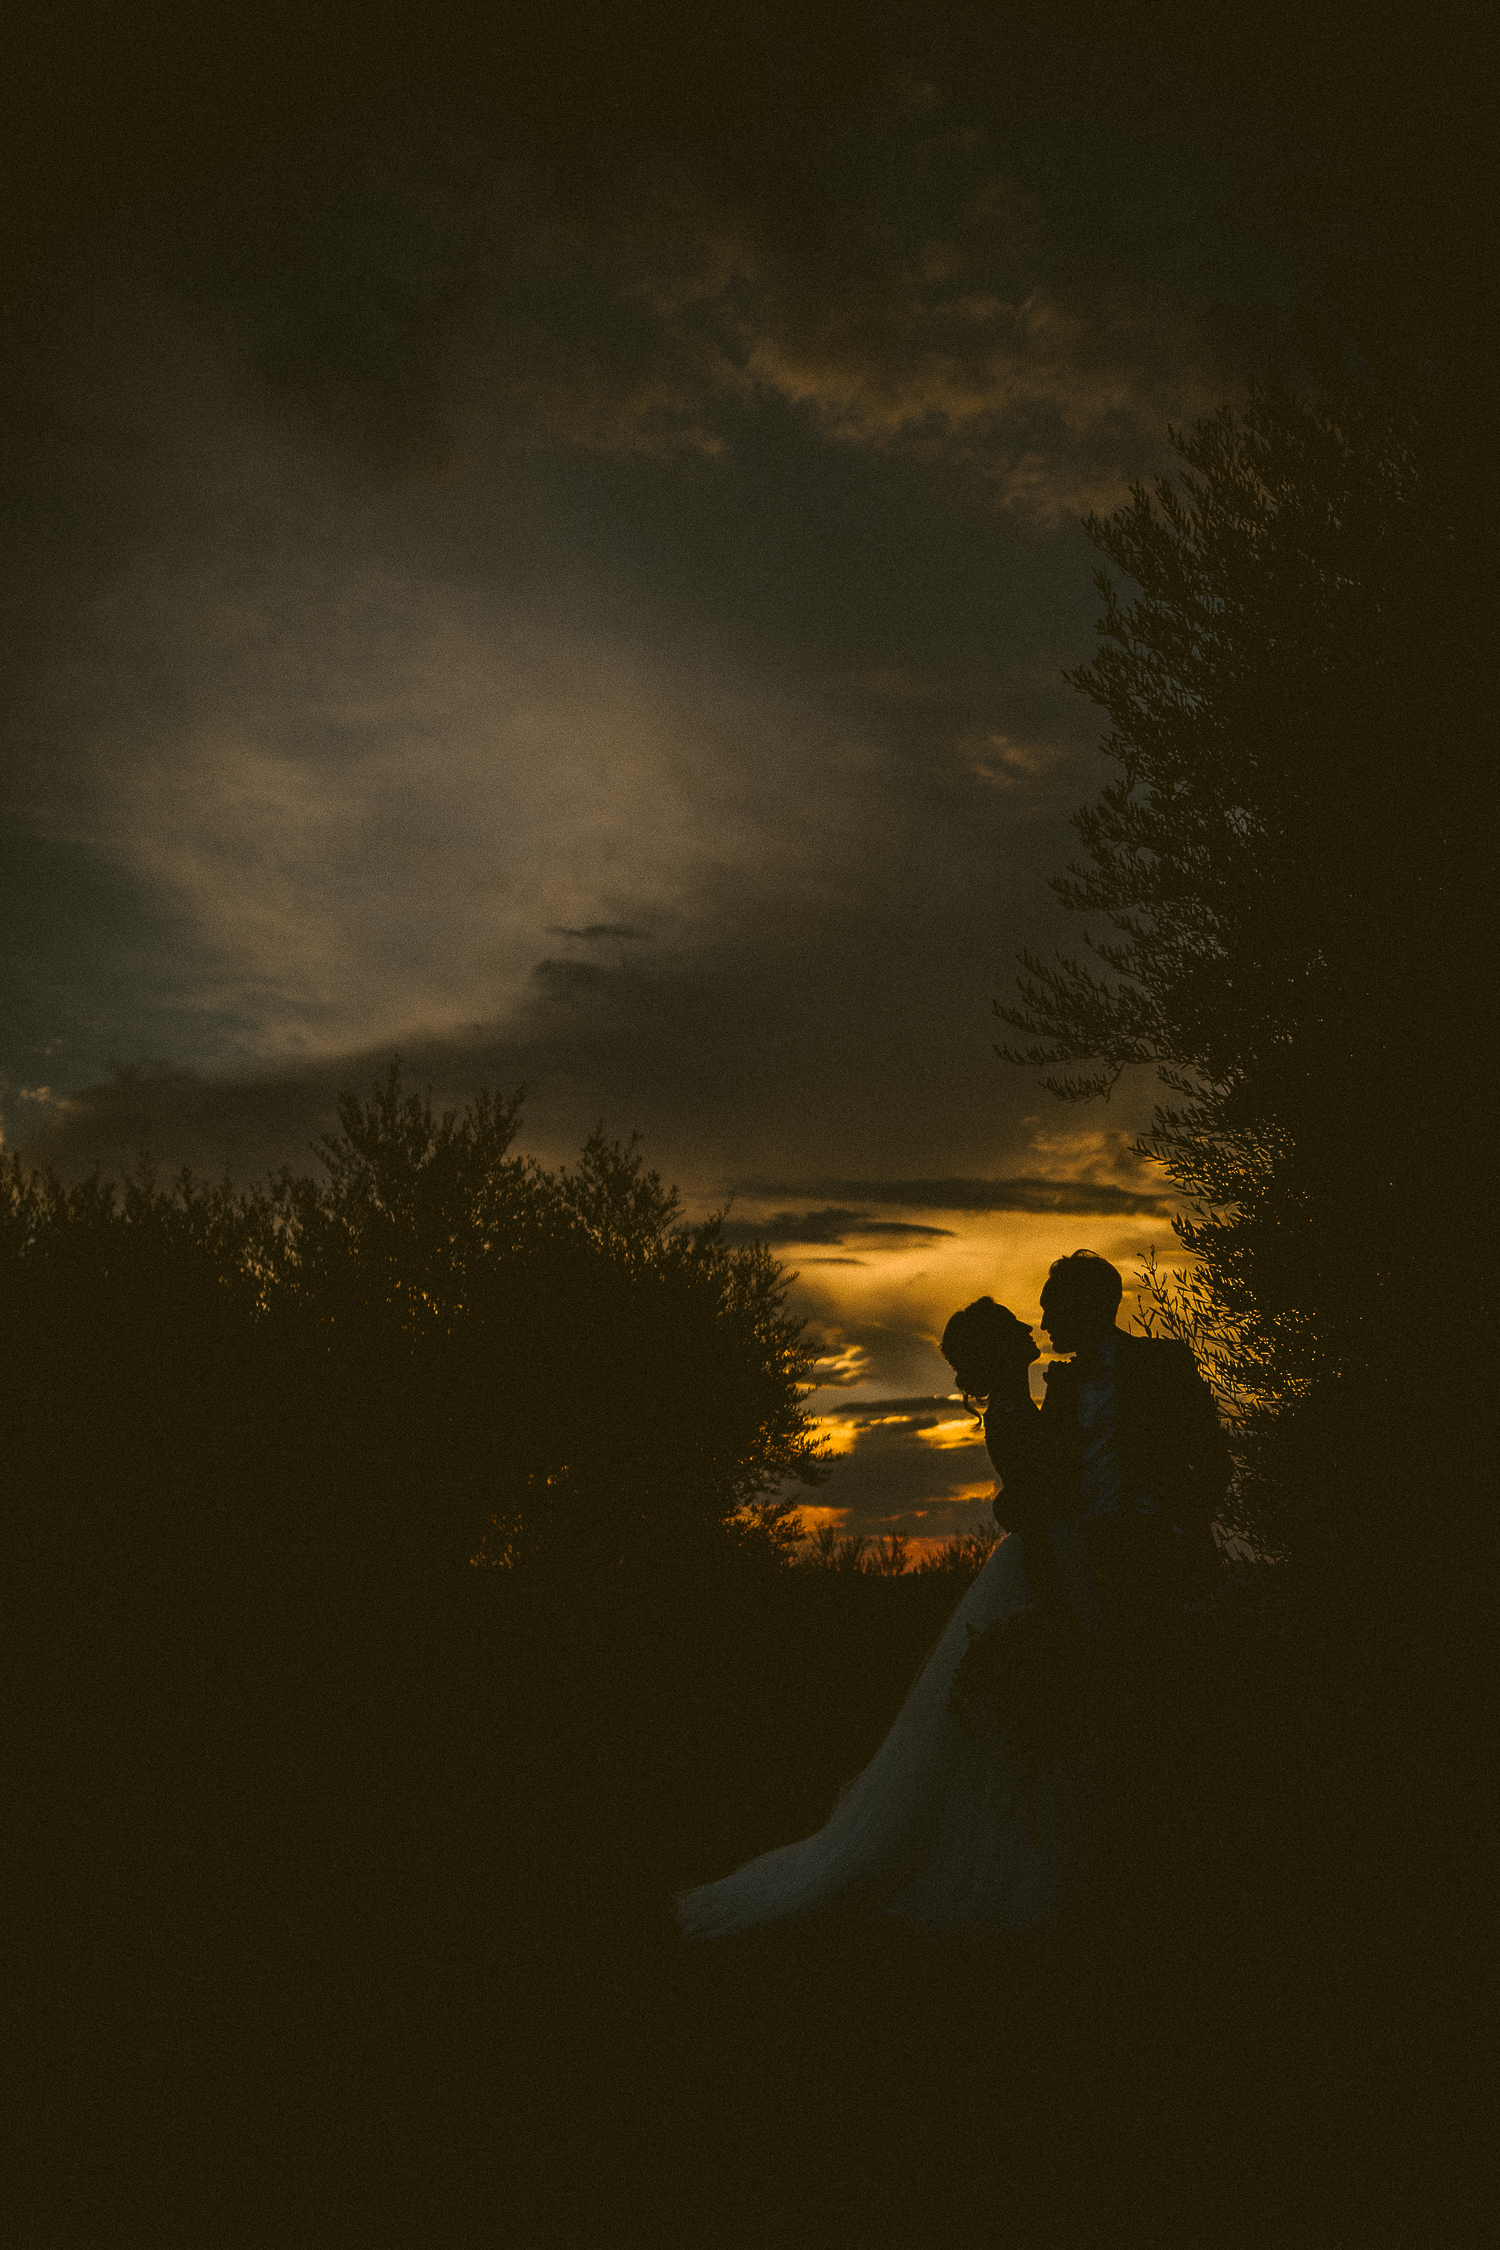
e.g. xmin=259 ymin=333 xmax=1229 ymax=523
xmin=983 ymin=1329 xmax=1232 ymax=1545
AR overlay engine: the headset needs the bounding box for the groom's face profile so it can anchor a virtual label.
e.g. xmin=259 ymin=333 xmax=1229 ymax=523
xmin=1039 ymin=1284 xmax=1114 ymax=1355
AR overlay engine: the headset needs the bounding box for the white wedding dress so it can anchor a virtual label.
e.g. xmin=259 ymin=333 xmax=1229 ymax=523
xmin=675 ymin=1520 xmax=1102 ymax=1942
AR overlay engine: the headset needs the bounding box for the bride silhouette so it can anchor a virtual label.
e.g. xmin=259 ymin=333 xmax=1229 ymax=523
xmin=674 ymin=1252 xmax=1232 ymax=1942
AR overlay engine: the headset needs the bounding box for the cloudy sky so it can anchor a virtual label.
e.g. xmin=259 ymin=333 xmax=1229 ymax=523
xmin=2 ymin=4 xmax=1451 ymax=1546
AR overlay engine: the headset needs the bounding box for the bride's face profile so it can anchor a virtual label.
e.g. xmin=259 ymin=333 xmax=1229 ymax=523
xmin=953 ymin=1315 xmax=1039 ymax=1398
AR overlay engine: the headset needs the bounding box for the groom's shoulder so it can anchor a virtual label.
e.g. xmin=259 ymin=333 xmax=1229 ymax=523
xmin=1117 ymin=1329 xmax=1199 ymax=1377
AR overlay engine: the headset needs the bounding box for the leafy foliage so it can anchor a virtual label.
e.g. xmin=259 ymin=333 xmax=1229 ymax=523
xmin=997 ymin=329 xmax=1484 ymax=1557
xmin=0 ymin=1067 xmax=830 ymax=1581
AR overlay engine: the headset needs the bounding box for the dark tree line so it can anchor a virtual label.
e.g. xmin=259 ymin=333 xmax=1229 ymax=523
xmin=998 ymin=320 xmax=1492 ymax=1579
xmin=0 ymin=1067 xmax=832 ymax=1598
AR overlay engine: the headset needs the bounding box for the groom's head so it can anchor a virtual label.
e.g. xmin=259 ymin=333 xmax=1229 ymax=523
xmin=1039 ymin=1251 xmax=1123 ymax=1353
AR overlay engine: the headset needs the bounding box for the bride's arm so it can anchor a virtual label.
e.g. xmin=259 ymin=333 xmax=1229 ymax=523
xmin=983 ymin=1392 xmax=1070 ymax=1607
xmin=980 ymin=1351 xmax=1038 ymax=1465
xmin=981 ymin=1368 xmax=1054 ymax=1533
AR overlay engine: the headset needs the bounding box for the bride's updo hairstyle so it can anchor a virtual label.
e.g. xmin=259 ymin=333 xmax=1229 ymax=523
xmin=940 ymin=1295 xmax=1035 ymax=1410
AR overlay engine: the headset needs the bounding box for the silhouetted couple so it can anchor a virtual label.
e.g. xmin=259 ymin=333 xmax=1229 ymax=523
xmin=675 ymin=1250 xmax=1232 ymax=1942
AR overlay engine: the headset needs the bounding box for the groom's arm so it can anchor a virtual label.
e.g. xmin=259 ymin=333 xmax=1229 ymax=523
xmin=1155 ymin=1341 xmax=1233 ymax=1531
xmin=1176 ymin=1348 xmax=1233 ymax=1510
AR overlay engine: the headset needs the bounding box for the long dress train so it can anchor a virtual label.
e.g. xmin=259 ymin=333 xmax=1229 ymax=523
xmin=674 ymin=1520 xmax=1101 ymax=1942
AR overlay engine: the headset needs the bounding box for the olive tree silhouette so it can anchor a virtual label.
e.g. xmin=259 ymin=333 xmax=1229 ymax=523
xmin=0 ymin=1066 xmax=830 ymax=1593
xmin=247 ymin=1065 xmax=830 ymax=1578
xmin=997 ymin=326 xmax=1483 ymax=1566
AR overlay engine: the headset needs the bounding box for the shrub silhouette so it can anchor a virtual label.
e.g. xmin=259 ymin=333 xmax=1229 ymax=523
xmin=1 ymin=1064 xmax=831 ymax=1591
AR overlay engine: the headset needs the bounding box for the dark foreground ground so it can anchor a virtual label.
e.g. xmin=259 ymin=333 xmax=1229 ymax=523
xmin=14 ymin=1539 xmax=1482 ymax=2247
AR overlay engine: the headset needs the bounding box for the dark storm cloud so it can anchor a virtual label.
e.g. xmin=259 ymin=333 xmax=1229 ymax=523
xmin=165 ymin=122 xmax=1258 ymax=520
xmin=819 ymin=1396 xmax=967 ymax=1420
xmin=0 ymin=486 xmax=1141 ymax=1183
xmin=548 ymin=925 xmax=649 ymax=941
xmin=5 ymin=1 xmax=1446 ymax=1229
xmin=3 ymin=11 xmax=1326 ymax=515
xmin=718 ymin=1209 xmax=954 ymax=1247
xmin=735 ymin=1176 xmax=1173 ymax=1216
xmin=4 ymin=8 xmax=1463 ymax=508
xmin=531 ymin=960 xmax=609 ymax=997
xmin=10 ymin=1062 xmax=351 ymax=1189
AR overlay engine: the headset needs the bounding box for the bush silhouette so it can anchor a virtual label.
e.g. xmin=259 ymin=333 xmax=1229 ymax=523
xmin=1 ymin=1064 xmax=831 ymax=1596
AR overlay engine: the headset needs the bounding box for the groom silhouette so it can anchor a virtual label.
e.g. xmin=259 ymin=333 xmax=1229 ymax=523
xmin=949 ymin=1251 xmax=1233 ymax=1929
xmin=968 ymin=1250 xmax=1231 ymax=1602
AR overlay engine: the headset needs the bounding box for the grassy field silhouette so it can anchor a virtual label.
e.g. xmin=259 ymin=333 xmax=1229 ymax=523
xmin=20 ymin=1489 xmax=1415 ymax=2245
